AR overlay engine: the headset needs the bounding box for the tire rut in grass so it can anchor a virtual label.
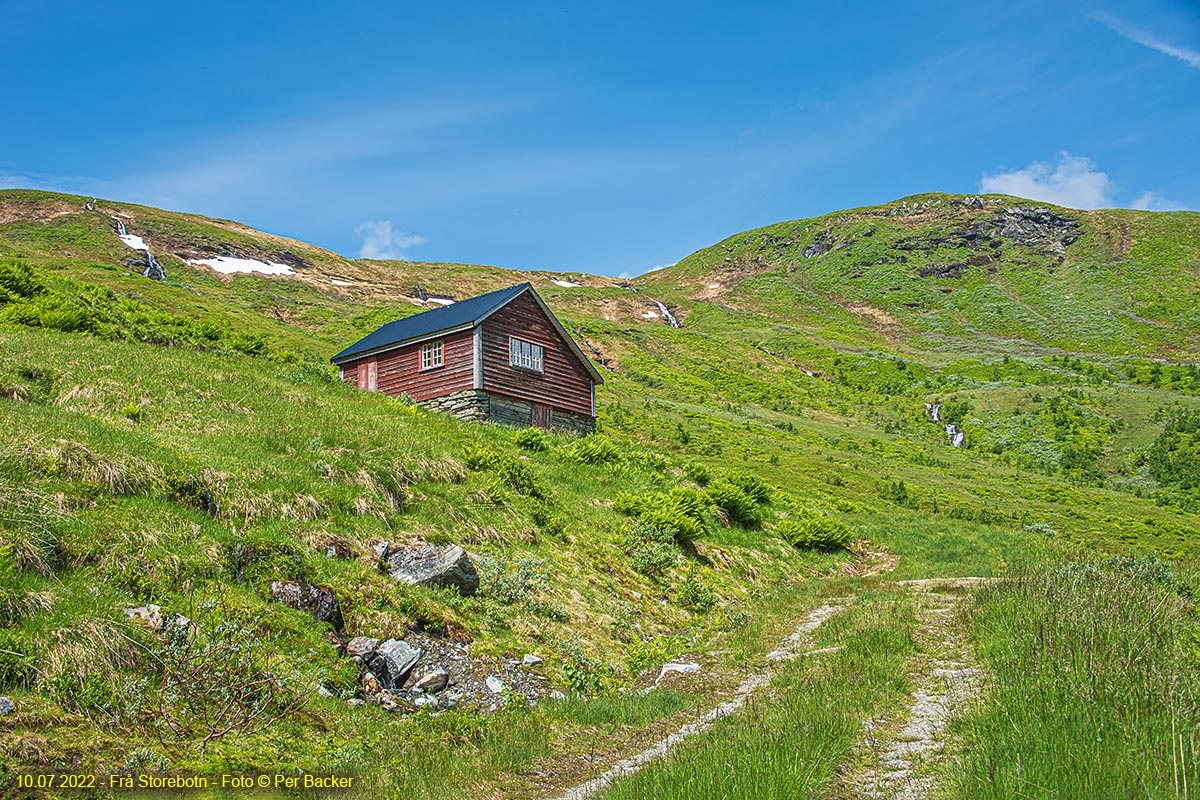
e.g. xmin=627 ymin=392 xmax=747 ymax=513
xmin=547 ymin=599 xmax=851 ymax=800
xmin=850 ymin=578 xmax=989 ymax=800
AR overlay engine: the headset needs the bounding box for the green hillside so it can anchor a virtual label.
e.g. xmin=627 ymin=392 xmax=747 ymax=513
xmin=1 ymin=189 xmax=1198 ymax=799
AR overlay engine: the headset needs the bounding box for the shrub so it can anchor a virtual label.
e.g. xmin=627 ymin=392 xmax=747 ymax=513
xmin=625 ymin=522 xmax=681 ymax=576
xmin=674 ymin=575 xmax=718 ymax=611
xmin=476 ymin=555 xmax=552 ymax=606
xmin=514 ymin=427 xmax=549 ymax=451
xmin=683 ymin=461 xmax=711 ymax=486
xmin=612 ymin=487 xmax=712 ymax=543
xmin=462 ymin=446 xmax=544 ymax=498
xmin=704 ymin=480 xmax=762 ymax=527
xmin=724 ymin=468 xmax=772 ymax=504
xmin=1024 ymin=521 xmax=1057 ymax=538
xmin=776 ymin=513 xmax=853 ymax=550
xmin=560 ymin=435 xmax=624 ymax=465
xmin=0 ymin=259 xmax=42 ymax=301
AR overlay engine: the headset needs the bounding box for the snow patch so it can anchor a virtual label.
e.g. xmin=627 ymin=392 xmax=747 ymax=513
xmin=119 ymin=233 xmax=148 ymax=251
xmin=708 ymin=283 xmax=721 ymax=289
xmin=427 ymin=297 xmax=455 ymax=306
xmin=551 ymin=279 xmax=582 ymax=288
xmin=331 ymin=279 xmax=353 ymax=286
xmin=187 ymin=256 xmax=296 ymax=276
xmin=642 ymin=310 xmax=660 ymax=319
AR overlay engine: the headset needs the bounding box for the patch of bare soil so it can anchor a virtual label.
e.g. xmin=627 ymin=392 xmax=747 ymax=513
xmin=844 ymin=540 xmax=899 ymax=578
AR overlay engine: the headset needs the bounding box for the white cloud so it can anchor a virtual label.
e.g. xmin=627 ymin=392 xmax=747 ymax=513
xmin=1094 ymin=12 xmax=1200 ymax=69
xmin=979 ymin=152 xmax=1113 ymax=209
xmin=1131 ymin=191 xmax=1190 ymax=211
xmin=355 ymin=220 xmax=426 ymax=260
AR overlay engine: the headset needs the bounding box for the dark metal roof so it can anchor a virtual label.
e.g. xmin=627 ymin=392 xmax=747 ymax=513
xmin=331 ymin=283 xmax=530 ymax=364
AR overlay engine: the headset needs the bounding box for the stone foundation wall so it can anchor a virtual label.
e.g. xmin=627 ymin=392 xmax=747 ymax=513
xmin=419 ymin=390 xmax=489 ymax=423
xmin=418 ymin=390 xmax=594 ymax=433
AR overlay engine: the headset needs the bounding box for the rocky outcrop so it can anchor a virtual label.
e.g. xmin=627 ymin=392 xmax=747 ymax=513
xmin=269 ymin=581 xmax=344 ymax=632
xmin=379 ymin=542 xmax=480 ymax=596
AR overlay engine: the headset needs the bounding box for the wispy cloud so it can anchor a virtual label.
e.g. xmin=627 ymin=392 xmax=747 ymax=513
xmin=355 ymin=220 xmax=426 ymax=260
xmin=980 ymin=152 xmax=1113 ymax=209
xmin=1131 ymin=191 xmax=1190 ymax=211
xmin=1094 ymin=12 xmax=1200 ymax=69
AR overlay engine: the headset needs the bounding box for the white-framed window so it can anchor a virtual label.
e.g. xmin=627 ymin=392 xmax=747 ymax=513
xmin=421 ymin=340 xmax=444 ymax=370
xmin=509 ymin=337 xmax=544 ymax=372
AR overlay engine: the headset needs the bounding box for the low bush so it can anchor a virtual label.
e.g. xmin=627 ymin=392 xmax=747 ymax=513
xmin=612 ymin=487 xmax=713 ymax=543
xmin=724 ymin=468 xmax=772 ymax=504
xmin=776 ymin=512 xmax=853 ymax=550
xmin=559 ymin=435 xmax=624 ymax=465
xmin=513 ymin=427 xmax=549 ymax=451
xmin=704 ymin=480 xmax=762 ymax=527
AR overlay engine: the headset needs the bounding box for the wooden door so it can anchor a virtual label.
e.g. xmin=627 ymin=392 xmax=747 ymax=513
xmin=531 ymin=403 xmax=552 ymax=430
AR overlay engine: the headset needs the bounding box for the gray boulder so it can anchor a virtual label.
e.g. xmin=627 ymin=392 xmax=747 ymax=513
xmin=384 ymin=544 xmax=479 ymax=596
xmin=269 ymin=581 xmax=344 ymax=631
xmin=0 ymin=697 xmax=14 ymax=715
xmin=368 ymin=639 xmax=423 ymax=690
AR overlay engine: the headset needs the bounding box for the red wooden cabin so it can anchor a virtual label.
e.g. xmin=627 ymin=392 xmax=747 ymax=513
xmin=331 ymin=283 xmax=603 ymax=432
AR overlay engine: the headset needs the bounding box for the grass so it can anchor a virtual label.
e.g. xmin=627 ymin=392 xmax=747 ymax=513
xmin=946 ymin=548 xmax=1200 ymax=799
xmin=595 ymin=592 xmax=920 ymax=800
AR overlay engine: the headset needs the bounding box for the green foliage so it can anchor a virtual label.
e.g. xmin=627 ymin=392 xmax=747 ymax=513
xmin=1146 ymin=409 xmax=1200 ymax=493
xmin=222 ymin=526 xmax=310 ymax=589
xmin=463 ymin=446 xmax=544 ymax=498
xmin=723 ymin=468 xmax=772 ymax=504
xmin=673 ymin=574 xmax=718 ymax=611
xmin=513 ymin=427 xmax=549 ymax=451
xmin=476 ymin=555 xmax=553 ymax=606
xmin=0 ymin=258 xmax=43 ymax=301
xmin=559 ymin=434 xmax=624 ymax=465
xmin=776 ymin=513 xmax=853 ymax=550
xmin=704 ymin=480 xmax=763 ymax=527
xmin=877 ymin=479 xmax=916 ymax=508
xmin=612 ymin=486 xmax=713 ymax=543
xmin=625 ymin=522 xmax=681 ymax=576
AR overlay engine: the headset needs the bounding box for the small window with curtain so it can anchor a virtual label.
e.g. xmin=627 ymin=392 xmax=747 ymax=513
xmin=509 ymin=337 xmax=544 ymax=373
xmin=420 ymin=340 xmax=444 ymax=370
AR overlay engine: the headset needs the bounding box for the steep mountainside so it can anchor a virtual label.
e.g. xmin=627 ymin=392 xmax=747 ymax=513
xmin=638 ymin=193 xmax=1200 ymax=358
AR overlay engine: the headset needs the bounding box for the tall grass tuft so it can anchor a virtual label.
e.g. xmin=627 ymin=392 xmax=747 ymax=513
xmin=949 ymin=552 xmax=1200 ymax=799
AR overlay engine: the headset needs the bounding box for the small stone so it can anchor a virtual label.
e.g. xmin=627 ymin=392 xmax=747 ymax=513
xmin=657 ymin=662 xmax=701 ymax=684
xmin=412 ymin=667 xmax=450 ymax=694
xmin=269 ymin=581 xmax=344 ymax=631
xmin=346 ymin=636 xmax=380 ymax=660
xmin=549 ymin=690 xmax=567 ymax=702
xmin=522 ymin=654 xmax=544 ymax=667
xmin=372 ymin=540 xmax=390 ymax=561
xmin=0 ymin=697 xmax=15 ymax=715
xmin=485 ymin=675 xmax=506 ymax=694
xmin=317 ymin=685 xmax=333 ymax=697
xmin=122 ymin=605 xmax=163 ymax=629
xmin=346 ymin=698 xmax=365 ymax=708
xmin=413 ymin=694 xmax=440 ymax=709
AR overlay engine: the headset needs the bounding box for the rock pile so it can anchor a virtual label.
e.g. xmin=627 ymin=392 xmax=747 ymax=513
xmin=348 ymin=630 xmax=549 ymax=714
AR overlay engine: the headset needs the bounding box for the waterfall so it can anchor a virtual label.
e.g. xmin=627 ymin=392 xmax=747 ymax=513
xmin=143 ymin=253 xmax=165 ymax=281
xmin=651 ymin=299 xmax=680 ymax=328
xmin=111 ymin=216 xmax=165 ymax=281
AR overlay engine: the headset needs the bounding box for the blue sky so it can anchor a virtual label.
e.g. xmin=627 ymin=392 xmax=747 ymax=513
xmin=2 ymin=0 xmax=1197 ymax=277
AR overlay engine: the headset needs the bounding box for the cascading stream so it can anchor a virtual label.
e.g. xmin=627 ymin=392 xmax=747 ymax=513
xmin=110 ymin=215 xmax=165 ymax=281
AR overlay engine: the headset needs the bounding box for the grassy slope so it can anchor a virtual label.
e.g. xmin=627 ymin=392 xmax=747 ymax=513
xmin=1 ymin=189 xmax=1198 ymax=797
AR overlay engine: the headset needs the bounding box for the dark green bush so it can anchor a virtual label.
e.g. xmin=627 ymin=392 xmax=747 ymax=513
xmin=514 ymin=427 xmax=549 ymax=451
xmin=724 ymin=468 xmax=772 ymax=504
xmin=776 ymin=513 xmax=853 ymax=550
xmin=612 ymin=487 xmax=712 ymax=543
xmin=704 ymin=480 xmax=762 ymax=527
xmin=560 ymin=435 xmax=624 ymax=465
